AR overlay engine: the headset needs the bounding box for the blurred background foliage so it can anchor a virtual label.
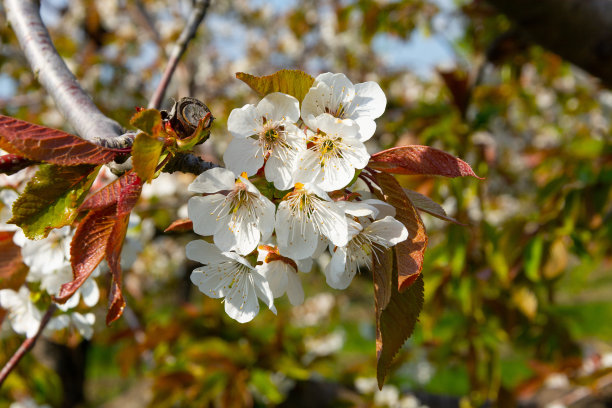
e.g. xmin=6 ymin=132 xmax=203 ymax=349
xmin=1 ymin=0 xmax=611 ymax=406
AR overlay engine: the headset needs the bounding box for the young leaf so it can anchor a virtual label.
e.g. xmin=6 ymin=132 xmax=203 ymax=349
xmin=376 ymin=172 xmax=428 ymax=291
xmin=376 ymin=273 xmax=424 ymax=389
xmin=132 ymin=132 xmax=164 ymax=182
xmin=236 ymin=69 xmax=315 ymax=102
xmin=0 ymin=231 xmax=28 ymax=290
xmin=9 ymin=164 xmax=99 ymax=239
xmin=0 ymin=154 xmax=36 ymax=175
xmin=105 ymin=214 xmax=130 ymax=325
xmin=175 ymin=113 xmax=213 ymax=152
xmin=164 ymin=219 xmax=193 ymax=233
xmin=403 ymin=189 xmax=463 ymax=225
xmin=130 ymin=109 xmax=163 ymax=136
xmin=0 ymin=114 xmax=125 ymax=165
xmin=56 ymin=205 xmax=118 ymax=303
xmin=369 ymin=146 xmax=482 ymax=179
xmin=80 ymin=172 xmax=141 ymax=212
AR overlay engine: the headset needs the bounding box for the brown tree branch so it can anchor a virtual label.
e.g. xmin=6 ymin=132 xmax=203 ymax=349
xmin=3 ymin=0 xmax=134 ymax=148
xmin=486 ymin=0 xmax=612 ymax=87
xmin=163 ymin=152 xmax=219 ymax=175
xmin=148 ymin=0 xmax=212 ymax=110
xmin=0 ymin=304 xmax=58 ymax=388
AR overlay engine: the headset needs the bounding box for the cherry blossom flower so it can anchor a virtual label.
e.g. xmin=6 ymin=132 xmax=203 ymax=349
xmin=0 ymin=287 xmax=43 ymax=338
xmin=13 ymin=226 xmax=72 ymax=275
xmin=324 ymin=202 xmax=408 ymax=290
xmin=224 ymin=92 xmax=306 ymax=189
xmin=275 ymin=183 xmax=348 ymax=260
xmin=0 ymin=189 xmax=19 ymax=232
xmin=295 ymin=114 xmax=369 ymax=191
xmin=52 ymin=312 xmax=96 ymax=340
xmin=186 ymin=240 xmax=276 ymax=323
xmin=257 ymin=245 xmax=310 ymax=306
xmin=188 ymin=167 xmax=276 ymax=255
xmin=28 ymin=263 xmax=100 ymax=312
xmin=301 ymin=72 xmax=386 ymax=140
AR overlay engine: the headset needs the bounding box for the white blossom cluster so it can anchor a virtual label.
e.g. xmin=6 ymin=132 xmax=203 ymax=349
xmin=186 ymin=73 xmax=409 ymax=323
xmin=0 ymin=226 xmax=98 ymax=339
xmin=0 ymin=185 xmax=142 ymax=340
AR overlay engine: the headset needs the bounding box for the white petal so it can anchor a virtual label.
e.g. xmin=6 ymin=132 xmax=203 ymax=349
xmin=224 ymin=273 xmax=260 ymax=323
xmin=365 ymin=216 xmax=409 ymax=247
xmin=223 ymin=137 xmax=265 ymax=177
xmin=293 ymin=149 xmax=322 ymax=186
xmin=256 ymin=92 xmax=300 ymax=123
xmin=188 ymin=167 xmax=235 ymax=193
xmin=318 ymin=154 xmax=358 ymax=191
xmin=336 ymin=201 xmax=378 ymax=218
xmin=275 ymin=202 xmax=319 ymax=260
xmin=257 ymin=262 xmax=288 ymax=298
xmin=325 ymin=246 xmax=354 ymax=290
xmin=251 ymin=268 xmax=277 ymax=314
xmin=316 ymin=73 xmax=356 ymax=111
xmin=58 ymin=293 xmax=80 ymax=311
xmin=301 ymin=82 xmax=333 ymax=122
xmin=314 ymin=200 xmax=349 ymax=248
xmin=316 ymin=113 xmax=359 ymax=139
xmin=352 ymin=81 xmax=387 ymax=120
xmin=354 ymin=117 xmax=376 ymax=142
xmin=80 ymin=278 xmax=100 ymax=307
xmin=257 ymin=196 xmax=277 ymax=243
xmin=285 ymin=270 xmax=304 ymax=305
xmin=227 ymin=104 xmax=263 ymax=139
xmin=188 ymin=195 xmax=227 ymax=236
xmin=185 ymin=240 xmax=227 ymax=265
xmin=71 ymin=312 xmax=95 ymax=340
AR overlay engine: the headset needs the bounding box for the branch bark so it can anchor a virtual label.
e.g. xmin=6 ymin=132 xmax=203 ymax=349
xmin=0 ymin=304 xmax=57 ymax=387
xmin=486 ymin=0 xmax=612 ymax=87
xmin=3 ymin=0 xmax=133 ymax=148
xmin=148 ymin=0 xmax=212 ymax=110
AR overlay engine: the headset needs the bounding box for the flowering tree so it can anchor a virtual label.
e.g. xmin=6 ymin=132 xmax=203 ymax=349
xmin=2 ymin=0 xmax=611 ymax=407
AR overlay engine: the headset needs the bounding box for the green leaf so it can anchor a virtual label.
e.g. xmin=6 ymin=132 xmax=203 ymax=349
xmin=524 ymin=236 xmax=543 ymax=282
xmin=376 ymin=273 xmax=424 ymax=389
xmin=130 ymin=109 xmax=163 ymax=135
xmin=236 ymin=69 xmax=315 ymax=102
xmin=132 ymin=132 xmax=164 ymax=183
xmin=8 ymin=164 xmax=99 ymax=239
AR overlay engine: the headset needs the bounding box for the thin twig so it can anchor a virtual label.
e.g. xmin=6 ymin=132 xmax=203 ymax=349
xmin=0 ymin=304 xmax=57 ymax=388
xmin=3 ymin=0 xmax=132 ymax=148
xmin=148 ymin=0 xmax=211 ymax=110
xmin=163 ymin=152 xmax=219 ymax=175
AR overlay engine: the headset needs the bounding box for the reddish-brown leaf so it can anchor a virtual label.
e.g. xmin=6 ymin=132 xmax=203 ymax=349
xmin=105 ymin=214 xmax=130 ymax=325
xmin=376 ymin=274 xmax=424 ymax=388
xmin=372 ymin=247 xmax=393 ymax=317
xmin=0 ymin=114 xmax=125 ymax=165
xmin=80 ymin=172 xmax=141 ymax=213
xmin=369 ymin=146 xmax=482 ymax=178
xmin=0 ymin=154 xmax=36 ymax=175
xmin=55 ymin=205 xmax=117 ymax=303
xmin=0 ymin=231 xmax=28 ymax=290
xmin=164 ymin=219 xmax=193 ymax=233
xmin=403 ymin=188 xmax=464 ymax=225
xmin=376 ymin=172 xmax=428 ymax=291
xmin=438 ymin=68 xmax=471 ymax=117
xmin=116 ymin=175 xmax=143 ymax=216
